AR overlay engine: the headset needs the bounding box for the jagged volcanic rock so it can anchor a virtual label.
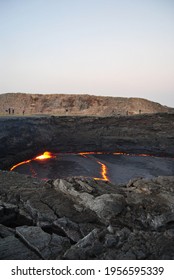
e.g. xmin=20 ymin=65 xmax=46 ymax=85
xmin=0 ymin=171 xmax=174 ymax=260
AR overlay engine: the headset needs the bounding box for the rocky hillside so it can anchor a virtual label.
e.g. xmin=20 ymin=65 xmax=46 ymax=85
xmin=0 ymin=171 xmax=174 ymax=259
xmin=0 ymin=93 xmax=173 ymax=116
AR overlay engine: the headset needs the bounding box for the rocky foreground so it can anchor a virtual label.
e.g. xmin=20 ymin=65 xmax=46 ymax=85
xmin=0 ymin=171 xmax=174 ymax=260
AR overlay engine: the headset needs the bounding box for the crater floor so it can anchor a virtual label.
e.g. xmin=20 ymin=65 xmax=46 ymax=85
xmin=11 ymin=153 xmax=174 ymax=184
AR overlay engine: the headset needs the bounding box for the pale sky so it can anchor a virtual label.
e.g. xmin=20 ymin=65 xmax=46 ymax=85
xmin=0 ymin=0 xmax=174 ymax=106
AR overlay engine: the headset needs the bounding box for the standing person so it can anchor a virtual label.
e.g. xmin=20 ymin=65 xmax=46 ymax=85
xmin=8 ymin=108 xmax=11 ymax=115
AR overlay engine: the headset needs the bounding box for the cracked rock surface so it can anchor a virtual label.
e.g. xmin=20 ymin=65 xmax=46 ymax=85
xmin=0 ymin=171 xmax=174 ymax=259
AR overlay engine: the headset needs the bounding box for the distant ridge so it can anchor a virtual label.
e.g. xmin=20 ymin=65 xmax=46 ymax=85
xmin=0 ymin=92 xmax=173 ymax=116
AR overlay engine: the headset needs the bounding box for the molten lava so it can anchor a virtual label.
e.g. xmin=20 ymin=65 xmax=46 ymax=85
xmin=10 ymin=150 xmax=162 ymax=182
xmin=79 ymin=152 xmax=109 ymax=181
xmin=94 ymin=160 xmax=109 ymax=181
xmin=10 ymin=151 xmax=54 ymax=171
xmin=79 ymin=152 xmax=103 ymax=155
xmin=34 ymin=151 xmax=53 ymax=160
xmin=78 ymin=151 xmax=157 ymax=181
xmin=113 ymin=152 xmax=129 ymax=155
xmin=10 ymin=159 xmax=32 ymax=171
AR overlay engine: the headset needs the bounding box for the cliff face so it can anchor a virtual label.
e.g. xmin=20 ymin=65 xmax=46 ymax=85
xmin=1 ymin=113 xmax=174 ymax=170
xmin=0 ymin=93 xmax=173 ymax=116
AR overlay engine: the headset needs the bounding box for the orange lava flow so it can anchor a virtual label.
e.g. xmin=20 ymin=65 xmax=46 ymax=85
xmin=80 ymin=151 xmax=153 ymax=157
xmin=95 ymin=160 xmax=109 ymax=181
xmin=10 ymin=159 xmax=32 ymax=171
xmin=79 ymin=152 xmax=103 ymax=158
xmin=79 ymin=152 xmax=109 ymax=181
xmin=78 ymin=151 xmax=158 ymax=181
xmin=113 ymin=152 xmax=129 ymax=155
xmin=113 ymin=152 xmax=155 ymax=157
xmin=79 ymin=152 xmax=103 ymax=155
xmin=34 ymin=151 xmax=53 ymax=160
xmin=10 ymin=150 xmax=162 ymax=180
xmin=10 ymin=151 xmax=54 ymax=171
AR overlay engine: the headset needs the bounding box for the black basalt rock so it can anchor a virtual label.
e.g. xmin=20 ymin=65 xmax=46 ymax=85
xmin=0 ymin=171 xmax=174 ymax=259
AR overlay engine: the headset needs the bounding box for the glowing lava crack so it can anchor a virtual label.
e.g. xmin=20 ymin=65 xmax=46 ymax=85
xmin=10 ymin=151 xmax=167 ymax=182
xmin=10 ymin=151 xmax=110 ymax=181
xmin=10 ymin=151 xmax=55 ymax=171
xmin=79 ymin=152 xmax=109 ymax=181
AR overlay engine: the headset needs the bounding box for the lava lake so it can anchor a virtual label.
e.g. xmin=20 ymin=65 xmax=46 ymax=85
xmin=10 ymin=151 xmax=174 ymax=184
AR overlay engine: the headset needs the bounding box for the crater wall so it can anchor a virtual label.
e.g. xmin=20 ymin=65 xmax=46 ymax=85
xmin=0 ymin=93 xmax=173 ymax=116
xmin=0 ymin=113 xmax=174 ymax=170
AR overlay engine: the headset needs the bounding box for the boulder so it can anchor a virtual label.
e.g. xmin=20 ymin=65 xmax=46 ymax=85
xmin=0 ymin=235 xmax=41 ymax=260
xmin=16 ymin=226 xmax=71 ymax=259
xmin=53 ymin=217 xmax=82 ymax=242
